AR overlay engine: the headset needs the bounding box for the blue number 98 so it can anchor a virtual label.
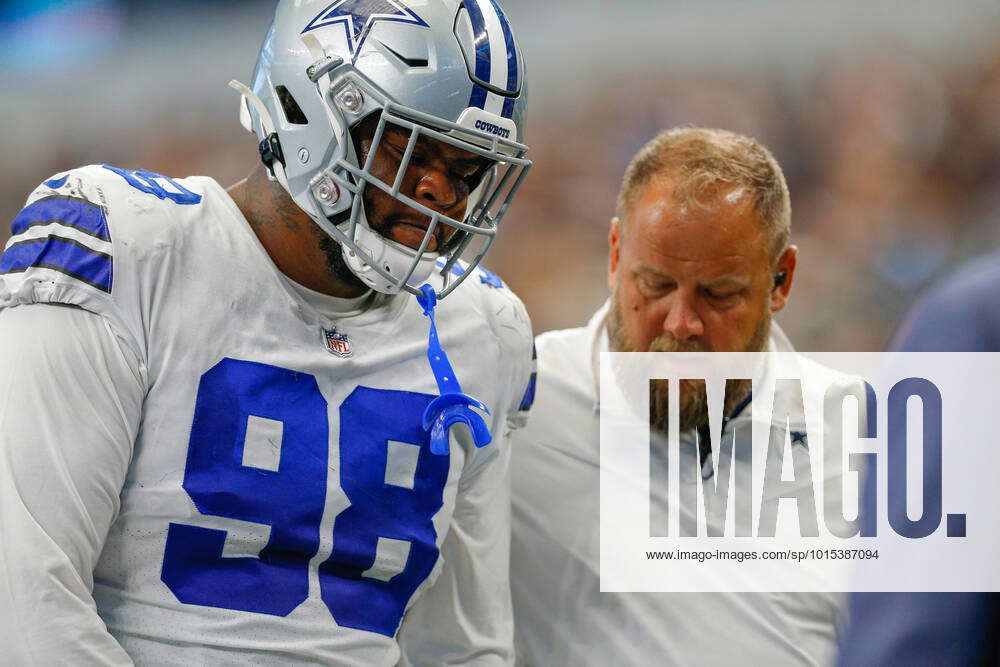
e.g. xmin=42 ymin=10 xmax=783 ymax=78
xmin=161 ymin=358 xmax=448 ymax=636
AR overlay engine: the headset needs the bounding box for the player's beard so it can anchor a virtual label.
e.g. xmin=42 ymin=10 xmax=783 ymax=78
xmin=314 ymin=224 xmax=369 ymax=293
xmin=605 ymin=292 xmax=770 ymax=436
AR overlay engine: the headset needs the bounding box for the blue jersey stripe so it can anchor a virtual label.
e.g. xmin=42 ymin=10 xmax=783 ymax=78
xmin=477 ymin=266 xmax=504 ymax=288
xmin=11 ymin=196 xmax=110 ymax=242
xmin=464 ymin=0 xmax=492 ymax=94
xmin=519 ymin=373 xmax=537 ymax=411
xmin=0 ymin=236 xmax=112 ymax=292
xmin=43 ymin=175 xmax=69 ymax=189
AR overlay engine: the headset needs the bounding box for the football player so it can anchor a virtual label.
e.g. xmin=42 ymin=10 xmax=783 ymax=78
xmin=0 ymin=1 xmax=533 ymax=664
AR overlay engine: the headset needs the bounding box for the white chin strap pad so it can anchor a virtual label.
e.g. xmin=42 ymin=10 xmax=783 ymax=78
xmin=343 ymin=224 xmax=438 ymax=294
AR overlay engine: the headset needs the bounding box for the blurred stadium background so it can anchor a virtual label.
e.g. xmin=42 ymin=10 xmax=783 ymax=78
xmin=2 ymin=0 xmax=999 ymax=350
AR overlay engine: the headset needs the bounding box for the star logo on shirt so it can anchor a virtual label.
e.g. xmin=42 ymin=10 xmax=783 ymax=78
xmin=302 ymin=0 xmax=428 ymax=63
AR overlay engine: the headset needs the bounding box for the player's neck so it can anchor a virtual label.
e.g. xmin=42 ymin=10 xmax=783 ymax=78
xmin=227 ymin=166 xmax=370 ymax=300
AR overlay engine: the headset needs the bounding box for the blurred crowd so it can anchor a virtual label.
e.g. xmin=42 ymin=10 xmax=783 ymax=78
xmin=4 ymin=29 xmax=1000 ymax=351
xmin=492 ymin=35 xmax=1000 ymax=350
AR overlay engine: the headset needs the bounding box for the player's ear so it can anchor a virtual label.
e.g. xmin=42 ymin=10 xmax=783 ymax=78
xmin=608 ymin=217 xmax=622 ymax=291
xmin=770 ymin=245 xmax=798 ymax=313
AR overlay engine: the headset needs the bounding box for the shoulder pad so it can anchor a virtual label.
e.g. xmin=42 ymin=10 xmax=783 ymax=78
xmin=435 ymin=257 xmax=508 ymax=289
xmin=99 ymin=165 xmax=204 ymax=207
xmin=430 ymin=258 xmax=535 ymax=425
xmin=1 ymin=167 xmax=117 ymax=297
xmin=1 ymin=165 xmax=207 ymax=293
xmin=0 ymin=165 xmax=202 ymax=360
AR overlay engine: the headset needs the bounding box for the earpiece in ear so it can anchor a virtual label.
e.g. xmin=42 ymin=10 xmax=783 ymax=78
xmin=773 ymin=270 xmax=788 ymax=291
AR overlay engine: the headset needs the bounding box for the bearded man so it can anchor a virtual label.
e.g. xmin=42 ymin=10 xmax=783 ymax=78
xmin=509 ymin=128 xmax=844 ymax=666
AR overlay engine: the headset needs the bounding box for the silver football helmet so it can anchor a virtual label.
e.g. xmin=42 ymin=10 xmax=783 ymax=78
xmin=232 ymin=0 xmax=531 ymax=298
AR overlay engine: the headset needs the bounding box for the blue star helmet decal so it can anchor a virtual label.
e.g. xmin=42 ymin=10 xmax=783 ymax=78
xmin=302 ymin=0 xmax=429 ymax=63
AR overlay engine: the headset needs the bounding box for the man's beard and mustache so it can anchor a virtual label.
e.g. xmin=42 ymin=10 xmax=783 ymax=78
xmin=606 ymin=292 xmax=771 ymax=435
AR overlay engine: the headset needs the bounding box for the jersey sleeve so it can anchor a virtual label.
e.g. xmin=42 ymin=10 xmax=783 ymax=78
xmin=0 ymin=166 xmax=167 ymax=363
xmin=394 ymin=267 xmax=527 ymax=664
xmin=489 ymin=282 xmax=535 ymax=431
xmin=0 ymin=303 xmax=145 ymax=665
xmin=509 ymin=341 xmax=536 ymax=430
xmin=395 ymin=423 xmax=515 ymax=666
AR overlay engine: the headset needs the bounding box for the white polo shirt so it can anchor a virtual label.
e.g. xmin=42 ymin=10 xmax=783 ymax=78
xmin=510 ymin=303 xmax=845 ymax=667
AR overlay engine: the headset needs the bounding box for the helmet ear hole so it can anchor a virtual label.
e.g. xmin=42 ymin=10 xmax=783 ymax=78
xmin=276 ymin=86 xmax=308 ymax=125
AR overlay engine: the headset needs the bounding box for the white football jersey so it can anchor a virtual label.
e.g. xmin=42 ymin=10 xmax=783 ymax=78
xmin=0 ymin=165 xmax=533 ymax=665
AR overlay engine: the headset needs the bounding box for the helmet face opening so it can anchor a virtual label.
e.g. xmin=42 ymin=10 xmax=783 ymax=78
xmin=345 ymin=111 xmax=493 ymax=254
xmin=307 ymin=71 xmax=531 ymax=297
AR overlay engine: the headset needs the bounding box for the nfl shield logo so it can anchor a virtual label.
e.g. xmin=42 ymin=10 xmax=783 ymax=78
xmin=323 ymin=327 xmax=353 ymax=358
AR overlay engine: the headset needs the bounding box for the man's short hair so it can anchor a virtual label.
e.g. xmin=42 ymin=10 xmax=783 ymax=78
xmin=615 ymin=127 xmax=791 ymax=260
